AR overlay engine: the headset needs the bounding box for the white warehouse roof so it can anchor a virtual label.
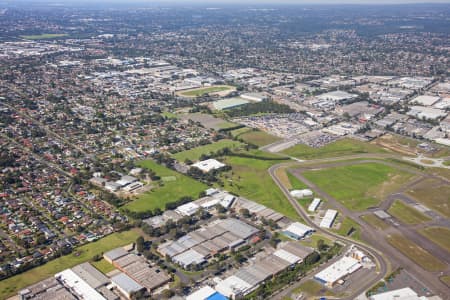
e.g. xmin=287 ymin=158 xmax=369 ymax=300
xmin=55 ymin=269 xmax=106 ymax=300
xmin=215 ymin=275 xmax=254 ymax=299
xmin=284 ymin=222 xmax=314 ymax=238
xmin=192 ymin=159 xmax=226 ymax=172
xmin=176 ymin=202 xmax=200 ymax=216
xmin=320 ymin=209 xmax=338 ymax=228
xmin=308 ymin=198 xmax=321 ymax=212
xmin=186 ymin=286 xmax=217 ymax=300
xmin=314 ymin=256 xmax=361 ymax=285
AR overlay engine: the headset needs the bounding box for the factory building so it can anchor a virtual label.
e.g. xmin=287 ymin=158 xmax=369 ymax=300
xmin=282 ymin=222 xmax=315 ymax=240
xmin=320 ymin=209 xmax=338 ymax=228
xmin=314 ymin=256 xmax=362 ymax=287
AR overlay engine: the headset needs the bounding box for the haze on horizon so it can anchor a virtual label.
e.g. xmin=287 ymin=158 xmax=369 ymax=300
xmin=6 ymin=0 xmax=450 ymax=4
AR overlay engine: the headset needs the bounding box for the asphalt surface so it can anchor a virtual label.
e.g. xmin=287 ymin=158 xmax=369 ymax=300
xmin=269 ymin=155 xmax=450 ymax=299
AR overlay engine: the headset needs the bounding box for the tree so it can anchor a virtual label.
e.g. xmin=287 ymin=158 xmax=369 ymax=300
xmin=136 ymin=236 xmax=144 ymax=253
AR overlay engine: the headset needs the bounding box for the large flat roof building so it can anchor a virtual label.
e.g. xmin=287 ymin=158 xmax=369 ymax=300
xmin=111 ymin=273 xmax=145 ymax=300
xmin=282 ymin=222 xmax=314 ymax=240
xmin=314 ymin=256 xmax=361 ymax=287
xmin=55 ymin=269 xmax=106 ymax=300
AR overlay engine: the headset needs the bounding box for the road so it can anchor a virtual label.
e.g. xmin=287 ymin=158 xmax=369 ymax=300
xmin=269 ymin=155 xmax=450 ymax=299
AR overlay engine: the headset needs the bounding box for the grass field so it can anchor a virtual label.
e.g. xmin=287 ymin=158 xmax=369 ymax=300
xmin=302 ymin=162 xmax=413 ymax=211
xmin=440 ymin=275 xmax=450 ymax=287
xmin=172 ymin=139 xmax=243 ymax=162
xmin=21 ymin=33 xmax=68 ymax=40
xmin=299 ymin=233 xmax=334 ymax=248
xmin=92 ymin=258 xmax=116 ymax=274
xmin=386 ymin=234 xmax=446 ymax=272
xmin=282 ymin=138 xmax=388 ymax=160
xmin=406 ymin=178 xmax=450 ymax=218
xmin=219 ymin=152 xmax=300 ymax=221
xmin=419 ymin=227 xmax=450 ymax=252
xmin=388 ymin=200 xmax=431 ymax=225
xmin=231 ymin=127 xmax=281 ymax=146
xmin=291 ymin=280 xmax=335 ymax=299
xmin=361 ymin=213 xmax=389 ymax=230
xmin=124 ymin=160 xmax=207 ymax=212
xmin=179 ymin=85 xmax=234 ymax=97
xmin=0 ymin=230 xmax=139 ymax=300
xmin=333 ymin=217 xmax=361 ymax=240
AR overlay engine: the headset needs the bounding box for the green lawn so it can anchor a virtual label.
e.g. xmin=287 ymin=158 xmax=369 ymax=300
xmin=333 ymin=217 xmax=361 ymax=240
xmin=419 ymin=227 xmax=450 ymax=252
xmin=124 ymin=160 xmax=207 ymax=212
xmin=21 ymin=33 xmax=68 ymax=40
xmin=387 ymin=234 xmax=446 ymax=272
xmin=361 ymin=213 xmax=389 ymax=230
xmin=219 ymin=153 xmax=300 ymax=221
xmin=179 ymin=85 xmax=234 ymax=97
xmin=302 ymin=162 xmax=413 ymax=211
xmin=282 ymin=138 xmax=388 ymax=160
xmin=172 ymin=139 xmax=243 ymax=162
xmin=92 ymin=258 xmax=116 ymax=274
xmin=388 ymin=200 xmax=431 ymax=225
xmin=161 ymin=111 xmax=178 ymax=119
xmin=0 ymin=230 xmax=139 ymax=300
xmin=232 ymin=127 xmax=281 ymax=146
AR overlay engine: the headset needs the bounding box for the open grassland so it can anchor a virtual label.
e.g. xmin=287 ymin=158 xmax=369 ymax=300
xmin=179 ymin=85 xmax=235 ymax=97
xmin=333 ymin=217 xmax=361 ymax=241
xmin=406 ymin=178 xmax=450 ymax=218
xmin=180 ymin=112 xmax=237 ymax=130
xmin=419 ymin=227 xmax=450 ymax=252
xmin=386 ymin=234 xmax=446 ymax=272
xmin=302 ymin=163 xmax=414 ymax=211
xmin=299 ymin=233 xmax=334 ymax=248
xmin=282 ymin=138 xmax=388 ymax=160
xmin=388 ymin=200 xmax=431 ymax=225
xmin=0 ymin=230 xmax=139 ymax=300
xmin=21 ymin=33 xmax=68 ymax=40
xmin=125 ymin=160 xmax=207 ymax=212
xmin=361 ymin=213 xmax=389 ymax=230
xmin=231 ymin=127 xmax=281 ymax=146
xmin=291 ymin=280 xmax=335 ymax=299
xmin=219 ymin=152 xmax=300 ymax=221
xmin=440 ymin=276 xmax=450 ymax=287
xmin=172 ymin=139 xmax=243 ymax=162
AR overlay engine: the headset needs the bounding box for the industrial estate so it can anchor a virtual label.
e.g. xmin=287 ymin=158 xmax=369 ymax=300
xmin=0 ymin=1 xmax=449 ymax=300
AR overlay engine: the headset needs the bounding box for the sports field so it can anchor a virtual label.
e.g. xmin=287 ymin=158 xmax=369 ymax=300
xmin=124 ymin=160 xmax=207 ymax=212
xmin=302 ymin=162 xmax=414 ymax=211
xmin=388 ymin=200 xmax=431 ymax=225
xmin=231 ymin=127 xmax=281 ymax=146
xmin=386 ymin=234 xmax=446 ymax=272
xmin=21 ymin=33 xmax=68 ymax=40
xmin=282 ymin=138 xmax=388 ymax=160
xmin=219 ymin=151 xmax=300 ymax=221
xmin=172 ymin=139 xmax=243 ymax=162
xmin=406 ymin=178 xmax=450 ymax=218
xmin=178 ymin=85 xmax=235 ymax=97
xmin=0 ymin=230 xmax=139 ymax=300
xmin=419 ymin=227 xmax=450 ymax=252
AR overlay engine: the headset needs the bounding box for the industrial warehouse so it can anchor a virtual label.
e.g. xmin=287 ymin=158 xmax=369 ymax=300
xmin=158 ymin=218 xmax=260 ymax=269
xmin=187 ymin=241 xmax=315 ymax=300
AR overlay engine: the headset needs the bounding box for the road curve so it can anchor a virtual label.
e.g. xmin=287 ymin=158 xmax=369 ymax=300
xmin=268 ymin=161 xmax=389 ymax=300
